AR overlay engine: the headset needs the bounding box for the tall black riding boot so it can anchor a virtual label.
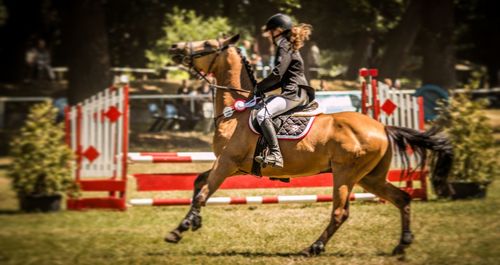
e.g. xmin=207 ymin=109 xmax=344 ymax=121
xmin=255 ymin=118 xmax=283 ymax=168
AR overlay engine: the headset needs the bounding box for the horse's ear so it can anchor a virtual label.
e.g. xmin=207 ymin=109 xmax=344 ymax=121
xmin=226 ymin=34 xmax=240 ymax=45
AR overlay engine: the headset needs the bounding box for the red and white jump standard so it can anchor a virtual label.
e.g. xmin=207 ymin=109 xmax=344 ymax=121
xmin=64 ymin=69 xmax=427 ymax=210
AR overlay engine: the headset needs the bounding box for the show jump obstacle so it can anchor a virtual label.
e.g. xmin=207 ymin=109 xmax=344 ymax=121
xmin=65 ymin=69 xmax=427 ymax=210
xmin=65 ymin=87 xmax=129 ymax=210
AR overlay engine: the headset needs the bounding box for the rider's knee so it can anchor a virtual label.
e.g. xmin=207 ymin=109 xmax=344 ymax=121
xmin=256 ymin=110 xmax=266 ymax=125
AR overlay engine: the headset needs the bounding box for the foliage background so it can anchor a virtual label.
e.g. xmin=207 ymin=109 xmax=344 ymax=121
xmin=146 ymin=7 xmax=232 ymax=69
xmin=434 ymin=95 xmax=498 ymax=183
xmin=7 ymin=102 xmax=75 ymax=196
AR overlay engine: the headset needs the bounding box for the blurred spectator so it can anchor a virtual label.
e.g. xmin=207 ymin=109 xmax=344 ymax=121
xmin=176 ymin=79 xmax=199 ymax=130
xmin=196 ymin=81 xmax=214 ymax=133
xmin=384 ymin=78 xmax=393 ymax=87
xmin=394 ymin=79 xmax=401 ymax=89
xmin=148 ymin=100 xmax=179 ymax=132
xmin=35 ymin=39 xmax=55 ymax=81
xmin=319 ymin=80 xmax=325 ymax=91
xmin=176 ymin=79 xmax=192 ymax=110
xmin=239 ymin=40 xmax=252 ymax=58
xmin=384 ymin=78 xmax=401 ymax=89
xmin=307 ymin=42 xmax=320 ymax=79
xmin=53 ymin=97 xmax=67 ymax=123
xmin=197 ymin=82 xmax=213 ymax=100
xmin=24 ymin=42 xmax=37 ymax=82
xmin=251 ymin=54 xmax=265 ymax=76
xmin=176 ymin=79 xmax=190 ymax=94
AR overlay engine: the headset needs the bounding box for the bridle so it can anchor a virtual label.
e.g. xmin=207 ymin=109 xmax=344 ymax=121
xmin=175 ymin=39 xmax=256 ymax=123
xmin=179 ymin=39 xmax=252 ymax=94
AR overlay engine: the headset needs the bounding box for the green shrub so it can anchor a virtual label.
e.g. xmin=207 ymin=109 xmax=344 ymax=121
xmin=433 ymin=93 xmax=498 ymax=184
xmin=8 ymin=102 xmax=77 ymax=197
xmin=146 ymin=7 xmax=233 ymax=69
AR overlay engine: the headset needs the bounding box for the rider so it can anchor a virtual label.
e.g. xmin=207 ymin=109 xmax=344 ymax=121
xmin=254 ymin=13 xmax=315 ymax=168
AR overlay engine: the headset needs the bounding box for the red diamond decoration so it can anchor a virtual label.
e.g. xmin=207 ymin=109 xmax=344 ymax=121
xmin=104 ymin=106 xmax=121 ymax=122
xmin=381 ymin=99 xmax=397 ymax=116
xmin=82 ymin=146 xmax=100 ymax=163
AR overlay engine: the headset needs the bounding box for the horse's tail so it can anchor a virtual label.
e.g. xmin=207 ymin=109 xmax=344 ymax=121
xmin=385 ymin=126 xmax=454 ymax=197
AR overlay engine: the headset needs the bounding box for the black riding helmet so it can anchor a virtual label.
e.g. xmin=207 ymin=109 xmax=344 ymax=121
xmin=263 ymin=13 xmax=292 ymax=32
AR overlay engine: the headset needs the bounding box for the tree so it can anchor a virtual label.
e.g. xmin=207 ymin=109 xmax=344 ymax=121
xmin=0 ymin=0 xmax=7 ymax=26
xmin=146 ymin=7 xmax=232 ymax=69
xmin=0 ymin=0 xmax=52 ymax=82
xmin=62 ymin=0 xmax=111 ymax=104
xmin=421 ymin=0 xmax=456 ymax=90
xmin=378 ymin=0 xmax=423 ymax=80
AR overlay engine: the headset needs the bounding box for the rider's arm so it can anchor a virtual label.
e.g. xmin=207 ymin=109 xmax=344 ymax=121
xmin=255 ymin=42 xmax=292 ymax=94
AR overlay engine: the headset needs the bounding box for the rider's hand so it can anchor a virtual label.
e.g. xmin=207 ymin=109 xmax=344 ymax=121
xmin=254 ymin=85 xmax=262 ymax=97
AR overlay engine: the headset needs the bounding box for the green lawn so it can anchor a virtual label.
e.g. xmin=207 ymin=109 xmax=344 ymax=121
xmin=0 ymin=164 xmax=499 ymax=265
xmin=1 ymin=108 xmax=498 ymax=265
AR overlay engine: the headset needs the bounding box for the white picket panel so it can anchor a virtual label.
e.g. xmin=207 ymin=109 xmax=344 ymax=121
xmin=360 ymin=73 xmax=424 ymax=170
xmin=66 ymin=87 xmax=127 ymax=179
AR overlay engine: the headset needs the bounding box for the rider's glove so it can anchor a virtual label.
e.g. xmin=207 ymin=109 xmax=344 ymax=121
xmin=253 ymin=85 xmax=263 ymax=97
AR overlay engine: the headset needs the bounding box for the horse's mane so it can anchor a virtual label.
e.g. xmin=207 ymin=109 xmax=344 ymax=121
xmin=235 ymin=47 xmax=257 ymax=88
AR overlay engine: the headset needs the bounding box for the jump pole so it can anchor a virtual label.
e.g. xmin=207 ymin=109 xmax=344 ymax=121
xmin=130 ymin=193 xmax=378 ymax=207
xmin=65 ymin=68 xmax=428 ymax=210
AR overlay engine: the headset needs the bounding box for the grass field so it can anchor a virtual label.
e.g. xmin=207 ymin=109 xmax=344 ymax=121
xmin=0 ymin=163 xmax=499 ymax=265
xmin=0 ymin=110 xmax=499 ymax=265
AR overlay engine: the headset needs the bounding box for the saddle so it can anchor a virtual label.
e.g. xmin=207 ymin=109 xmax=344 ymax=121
xmin=249 ymin=100 xmax=324 ymax=179
xmin=248 ymin=100 xmax=322 ymax=139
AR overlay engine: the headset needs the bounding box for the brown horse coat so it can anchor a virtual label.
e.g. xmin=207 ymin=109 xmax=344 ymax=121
xmin=165 ymin=35 xmax=453 ymax=256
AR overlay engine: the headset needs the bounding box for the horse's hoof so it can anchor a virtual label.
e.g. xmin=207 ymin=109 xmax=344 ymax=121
xmin=191 ymin=215 xmax=202 ymax=231
xmin=299 ymin=248 xmax=311 ymax=257
xmin=392 ymin=244 xmax=407 ymax=256
xmin=300 ymin=241 xmax=325 ymax=256
xmin=164 ymin=230 xmax=182 ymax=244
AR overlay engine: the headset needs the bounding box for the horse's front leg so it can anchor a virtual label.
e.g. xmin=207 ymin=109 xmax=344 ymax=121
xmin=165 ymin=157 xmax=237 ymax=244
xmin=164 ymin=170 xmax=210 ymax=244
xmin=300 ymin=165 xmax=357 ymax=256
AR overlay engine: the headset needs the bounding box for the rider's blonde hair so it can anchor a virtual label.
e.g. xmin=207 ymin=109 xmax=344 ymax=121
xmin=290 ymin=23 xmax=312 ymax=51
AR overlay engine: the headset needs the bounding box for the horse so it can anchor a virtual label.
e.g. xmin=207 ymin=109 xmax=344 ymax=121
xmin=165 ymin=34 xmax=453 ymax=256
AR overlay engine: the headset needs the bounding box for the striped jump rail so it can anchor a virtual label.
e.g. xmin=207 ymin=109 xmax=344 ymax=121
xmin=130 ymin=193 xmax=378 ymax=207
xmin=128 ymin=152 xmax=216 ymax=163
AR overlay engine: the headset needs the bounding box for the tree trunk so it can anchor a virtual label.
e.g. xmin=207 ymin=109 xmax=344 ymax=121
xmin=421 ymin=0 xmax=456 ymax=90
xmin=0 ymin=0 xmax=44 ymax=82
xmin=378 ymin=0 xmax=423 ymax=80
xmin=63 ymin=0 xmax=111 ymax=104
xmin=345 ymin=33 xmax=373 ymax=80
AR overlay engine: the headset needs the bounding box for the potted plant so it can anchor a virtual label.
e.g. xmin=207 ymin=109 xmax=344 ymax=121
xmin=433 ymin=92 xmax=498 ymax=199
xmin=8 ymin=102 xmax=77 ymax=212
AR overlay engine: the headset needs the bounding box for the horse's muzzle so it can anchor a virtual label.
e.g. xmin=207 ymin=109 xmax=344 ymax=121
xmin=170 ymin=54 xmax=184 ymax=64
xmin=168 ymin=45 xmax=186 ymax=64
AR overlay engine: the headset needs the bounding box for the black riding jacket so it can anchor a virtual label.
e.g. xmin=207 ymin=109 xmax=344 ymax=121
xmin=256 ymin=37 xmax=315 ymax=101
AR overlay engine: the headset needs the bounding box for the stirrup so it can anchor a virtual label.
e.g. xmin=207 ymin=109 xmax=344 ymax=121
xmin=255 ymin=154 xmax=283 ymax=168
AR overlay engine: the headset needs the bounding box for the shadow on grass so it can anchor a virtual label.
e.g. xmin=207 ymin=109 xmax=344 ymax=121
xmin=0 ymin=209 xmax=21 ymax=215
xmin=0 ymin=209 xmax=63 ymax=215
xmin=146 ymin=249 xmax=363 ymax=258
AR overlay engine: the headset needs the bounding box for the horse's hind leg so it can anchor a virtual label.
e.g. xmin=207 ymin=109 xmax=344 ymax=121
xmin=164 ymin=170 xmax=210 ymax=243
xmin=358 ymin=162 xmax=413 ymax=255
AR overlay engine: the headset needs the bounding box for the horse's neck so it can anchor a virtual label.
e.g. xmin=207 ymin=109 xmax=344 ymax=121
xmin=212 ymin=48 xmax=253 ymax=117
